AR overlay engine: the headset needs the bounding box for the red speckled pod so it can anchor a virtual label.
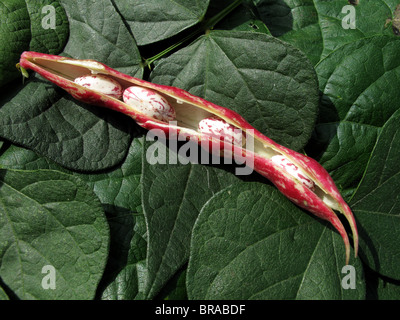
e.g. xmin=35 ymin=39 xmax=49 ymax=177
xmin=19 ymin=51 xmax=358 ymax=264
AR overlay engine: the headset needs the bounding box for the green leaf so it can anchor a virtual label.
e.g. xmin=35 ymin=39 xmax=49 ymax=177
xmin=0 ymin=0 xmax=68 ymax=87
xmin=0 ymin=137 xmax=145 ymax=218
xmin=100 ymin=213 xmax=148 ymax=300
xmin=156 ymin=268 xmax=187 ymax=300
xmin=0 ymin=80 xmax=135 ymax=171
xmin=310 ymin=122 xmax=380 ymax=194
xmin=187 ymin=182 xmax=365 ymax=300
xmin=370 ymin=277 xmax=400 ymax=300
xmin=151 ymin=30 xmax=319 ymax=151
xmin=26 ymin=0 xmax=69 ymax=53
xmin=0 ymin=1 xmax=30 ymax=87
xmin=0 ymin=169 xmax=109 ymax=300
xmin=310 ymin=36 xmax=400 ymax=192
xmin=80 ymin=137 xmax=144 ymax=214
xmin=0 ymin=286 xmax=9 ymax=300
xmin=0 ymin=143 xmax=66 ymax=172
xmin=253 ymin=0 xmax=398 ymax=65
xmin=141 ymin=138 xmax=240 ymax=299
xmin=364 ymin=266 xmax=400 ymax=299
xmin=60 ymin=0 xmax=143 ymax=77
xmin=0 ymin=138 xmax=149 ymax=299
xmin=113 ymin=0 xmax=210 ymax=46
xmin=350 ymin=109 xmax=400 ymax=280
xmin=88 ymin=138 xmax=148 ymax=300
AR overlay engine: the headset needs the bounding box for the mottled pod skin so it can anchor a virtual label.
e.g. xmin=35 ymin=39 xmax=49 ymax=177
xmin=271 ymin=155 xmax=315 ymax=191
xmin=19 ymin=51 xmax=358 ymax=264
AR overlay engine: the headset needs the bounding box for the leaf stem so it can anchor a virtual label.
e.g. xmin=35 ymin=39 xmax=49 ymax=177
xmin=202 ymin=0 xmax=243 ymax=30
xmin=143 ymin=0 xmax=243 ymax=68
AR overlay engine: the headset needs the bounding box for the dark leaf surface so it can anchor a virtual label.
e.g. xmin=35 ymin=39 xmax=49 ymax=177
xmin=187 ymin=182 xmax=365 ymax=299
xmin=0 ymin=169 xmax=109 ymax=299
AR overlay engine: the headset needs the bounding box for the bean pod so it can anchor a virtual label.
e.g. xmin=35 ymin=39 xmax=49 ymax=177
xmin=271 ymin=155 xmax=315 ymax=191
xmin=19 ymin=51 xmax=358 ymax=264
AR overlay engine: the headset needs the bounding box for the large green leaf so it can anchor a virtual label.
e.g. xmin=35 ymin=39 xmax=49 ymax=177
xmin=0 ymin=1 xmax=31 ymax=74
xmin=0 ymin=0 xmax=68 ymax=87
xmin=187 ymin=182 xmax=365 ymax=299
xmin=253 ymin=0 xmax=398 ymax=65
xmin=0 ymin=138 xmax=148 ymax=299
xmin=0 ymin=143 xmax=68 ymax=172
xmin=350 ymin=109 xmax=400 ymax=280
xmin=0 ymin=169 xmax=109 ymax=299
xmin=113 ymin=0 xmax=210 ymax=46
xmin=309 ymin=36 xmax=400 ymax=193
xmin=100 ymin=213 xmax=147 ymax=300
xmin=0 ymin=137 xmax=145 ymax=219
xmin=60 ymin=0 xmax=143 ymax=77
xmin=141 ymin=138 xmax=240 ymax=299
xmin=151 ymin=30 xmax=319 ymax=151
xmin=26 ymin=0 xmax=69 ymax=53
xmin=76 ymin=137 xmax=146 ymax=300
xmin=87 ymin=138 xmax=148 ymax=300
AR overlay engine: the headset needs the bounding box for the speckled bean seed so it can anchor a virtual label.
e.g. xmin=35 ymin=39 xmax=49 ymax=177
xmin=74 ymin=74 xmax=123 ymax=99
xmin=198 ymin=116 xmax=245 ymax=146
xmin=123 ymin=86 xmax=176 ymax=122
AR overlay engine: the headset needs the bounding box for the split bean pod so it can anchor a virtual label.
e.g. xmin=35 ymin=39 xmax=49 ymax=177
xmin=19 ymin=51 xmax=358 ymax=264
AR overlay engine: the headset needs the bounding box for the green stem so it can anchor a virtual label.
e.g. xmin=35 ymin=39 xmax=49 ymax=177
xmin=202 ymin=0 xmax=243 ymax=30
xmin=144 ymin=29 xmax=203 ymax=68
xmin=144 ymin=0 xmax=243 ymax=68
